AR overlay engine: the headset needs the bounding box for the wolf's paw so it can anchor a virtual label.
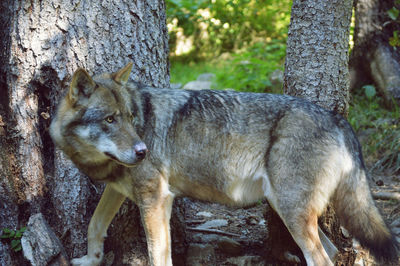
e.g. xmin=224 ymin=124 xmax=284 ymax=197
xmin=71 ymin=255 xmax=102 ymax=266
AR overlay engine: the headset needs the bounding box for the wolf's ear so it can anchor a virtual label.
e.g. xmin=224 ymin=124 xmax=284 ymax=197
xmin=69 ymin=68 xmax=96 ymax=105
xmin=112 ymin=62 xmax=133 ymax=85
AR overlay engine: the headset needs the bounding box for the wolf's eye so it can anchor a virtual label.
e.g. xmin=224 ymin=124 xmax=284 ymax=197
xmin=105 ymin=116 xmax=115 ymax=123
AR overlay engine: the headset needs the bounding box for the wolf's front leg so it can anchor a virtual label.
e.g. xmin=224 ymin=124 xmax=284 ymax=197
xmin=71 ymin=184 xmax=126 ymax=266
xmin=139 ymin=179 xmax=175 ymax=266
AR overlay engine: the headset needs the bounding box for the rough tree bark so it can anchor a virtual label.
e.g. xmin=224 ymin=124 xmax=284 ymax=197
xmin=0 ymin=1 xmax=177 ymax=265
xmin=284 ymin=0 xmax=353 ymax=116
xmin=283 ymin=0 xmax=356 ymax=265
xmin=349 ymin=0 xmax=400 ymax=107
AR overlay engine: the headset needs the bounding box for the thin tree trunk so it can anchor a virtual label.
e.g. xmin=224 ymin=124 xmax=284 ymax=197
xmin=284 ymin=0 xmax=353 ymax=117
xmin=0 ymin=0 xmax=170 ymax=264
xmin=283 ymin=0 xmax=355 ymax=265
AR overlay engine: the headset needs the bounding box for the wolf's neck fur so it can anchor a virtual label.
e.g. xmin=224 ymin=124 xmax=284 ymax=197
xmin=71 ymin=153 xmax=125 ymax=181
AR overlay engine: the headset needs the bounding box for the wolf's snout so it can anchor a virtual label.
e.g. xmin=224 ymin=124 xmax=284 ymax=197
xmin=134 ymin=142 xmax=148 ymax=160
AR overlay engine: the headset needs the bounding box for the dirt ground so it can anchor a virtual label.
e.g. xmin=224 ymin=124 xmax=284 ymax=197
xmin=370 ymin=171 xmax=400 ymax=226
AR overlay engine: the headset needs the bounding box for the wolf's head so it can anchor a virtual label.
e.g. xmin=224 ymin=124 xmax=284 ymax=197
xmin=50 ymin=63 xmax=147 ymax=169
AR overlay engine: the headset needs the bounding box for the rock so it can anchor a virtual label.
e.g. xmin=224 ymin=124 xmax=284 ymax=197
xmin=258 ymin=219 xmax=266 ymax=226
xmin=21 ymin=213 xmax=68 ymax=266
xmin=197 ymin=73 xmax=216 ymax=82
xmin=353 ymin=256 xmax=365 ymax=266
xmin=269 ymin=69 xmax=284 ymax=90
xmin=170 ymin=83 xmax=182 ymax=89
xmin=192 ymin=233 xmax=219 ymax=243
xmin=216 ymin=236 xmax=242 ymax=255
xmin=246 ymin=215 xmax=259 ymax=225
xmin=186 ymin=244 xmax=216 ymax=266
xmin=352 ymin=239 xmax=374 ymax=266
xmin=196 ymin=219 xmax=228 ymax=229
xmin=196 ymin=211 xmax=213 ymax=218
xmin=191 ymin=233 xmax=242 ymax=255
xmin=224 ymin=255 xmax=264 ymax=266
xmin=340 ymin=226 xmax=350 ymax=238
xmin=183 ymin=81 xmax=213 ymax=90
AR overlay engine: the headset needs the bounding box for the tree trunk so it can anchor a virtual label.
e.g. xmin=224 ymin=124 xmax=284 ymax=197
xmin=350 ymin=0 xmax=400 ymax=107
xmin=284 ymin=0 xmax=353 ymax=117
xmin=0 ymin=0 xmax=172 ymax=265
xmin=283 ymin=0 xmax=356 ymax=265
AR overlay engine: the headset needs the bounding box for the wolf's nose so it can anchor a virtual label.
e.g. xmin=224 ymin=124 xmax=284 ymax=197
xmin=134 ymin=142 xmax=148 ymax=160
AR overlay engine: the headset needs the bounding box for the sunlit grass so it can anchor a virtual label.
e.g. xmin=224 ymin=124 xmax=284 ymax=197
xmin=170 ymin=61 xmax=223 ymax=86
xmin=171 ymin=40 xmax=286 ymax=92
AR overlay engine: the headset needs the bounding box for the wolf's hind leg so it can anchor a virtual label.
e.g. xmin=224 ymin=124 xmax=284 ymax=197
xmin=273 ymin=203 xmax=333 ymax=266
xmin=71 ymin=184 xmax=126 ymax=266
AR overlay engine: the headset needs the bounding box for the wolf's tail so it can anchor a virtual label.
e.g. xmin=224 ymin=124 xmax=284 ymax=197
xmin=333 ymin=157 xmax=398 ymax=263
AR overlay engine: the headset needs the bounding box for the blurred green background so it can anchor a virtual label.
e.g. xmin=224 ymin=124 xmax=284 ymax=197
xmin=167 ymin=0 xmax=290 ymax=92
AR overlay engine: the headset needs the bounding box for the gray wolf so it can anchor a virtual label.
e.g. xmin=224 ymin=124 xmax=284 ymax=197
xmin=50 ymin=63 xmax=398 ymax=265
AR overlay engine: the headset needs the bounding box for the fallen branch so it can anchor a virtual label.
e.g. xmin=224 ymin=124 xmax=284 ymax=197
xmin=185 ymin=219 xmax=206 ymax=224
xmin=372 ymin=191 xmax=400 ymax=201
xmin=187 ymin=227 xmax=242 ymax=238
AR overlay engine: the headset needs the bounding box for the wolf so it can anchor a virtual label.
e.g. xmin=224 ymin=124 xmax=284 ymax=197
xmin=50 ymin=63 xmax=398 ymax=266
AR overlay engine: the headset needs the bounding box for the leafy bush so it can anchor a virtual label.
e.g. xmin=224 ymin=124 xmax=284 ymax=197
xmin=167 ymin=0 xmax=291 ymax=58
xmin=1 ymin=227 xmax=26 ymax=252
xmin=348 ymin=91 xmax=400 ymax=173
xmin=387 ymin=1 xmax=400 ymax=48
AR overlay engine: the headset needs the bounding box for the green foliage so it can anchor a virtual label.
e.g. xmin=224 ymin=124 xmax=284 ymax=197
xmin=216 ymin=41 xmax=285 ymax=92
xmin=388 ymin=1 xmax=400 ymax=48
xmin=167 ymin=0 xmax=292 ymax=58
xmin=1 ymin=227 xmax=26 ymax=252
xmin=170 ymin=40 xmax=286 ymax=92
xmin=389 ymin=30 xmax=400 ymax=47
xmin=362 ymin=84 xmax=376 ymax=100
xmin=348 ymin=92 xmax=400 ymax=173
xmin=388 ymin=6 xmax=399 ymax=21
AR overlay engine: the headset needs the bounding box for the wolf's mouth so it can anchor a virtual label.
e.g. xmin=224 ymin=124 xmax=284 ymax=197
xmin=104 ymin=152 xmax=118 ymax=161
xmin=104 ymin=152 xmax=137 ymax=167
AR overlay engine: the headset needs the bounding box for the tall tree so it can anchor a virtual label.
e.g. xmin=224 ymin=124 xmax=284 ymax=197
xmin=283 ymin=0 xmax=356 ymax=264
xmin=350 ymin=0 xmax=400 ymax=107
xmin=0 ymin=0 xmax=170 ymax=265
